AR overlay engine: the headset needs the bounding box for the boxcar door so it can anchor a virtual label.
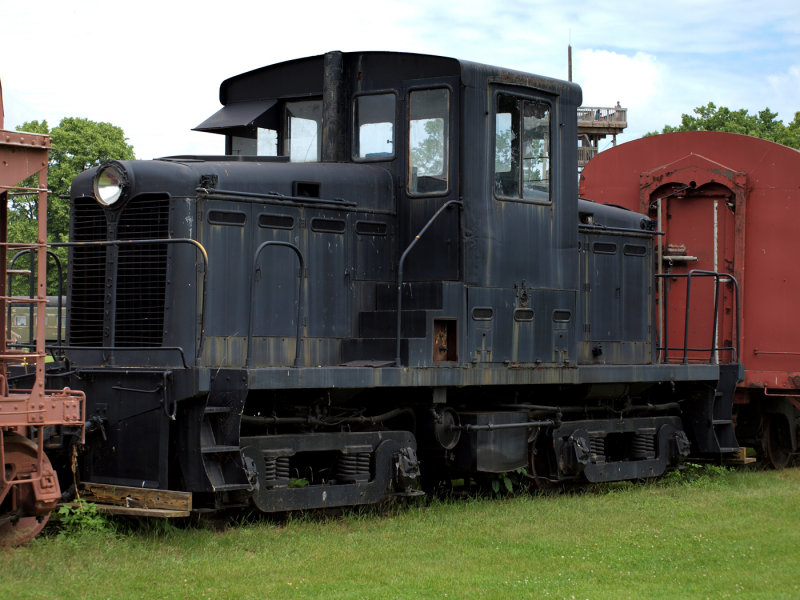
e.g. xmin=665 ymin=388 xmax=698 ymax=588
xmin=657 ymin=183 xmax=737 ymax=363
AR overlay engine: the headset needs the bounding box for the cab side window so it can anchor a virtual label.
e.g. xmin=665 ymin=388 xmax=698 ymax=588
xmin=494 ymin=93 xmax=551 ymax=202
xmin=231 ymin=128 xmax=278 ymax=156
xmin=285 ymin=100 xmax=323 ymax=162
xmin=354 ymin=93 xmax=396 ymax=160
xmin=408 ymin=88 xmax=449 ymax=195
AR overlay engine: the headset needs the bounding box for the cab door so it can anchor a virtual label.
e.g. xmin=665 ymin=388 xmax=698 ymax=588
xmin=399 ymin=77 xmax=460 ymax=282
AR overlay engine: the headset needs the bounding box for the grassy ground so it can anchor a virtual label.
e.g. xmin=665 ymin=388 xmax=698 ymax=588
xmin=2 ymin=466 xmax=799 ymax=599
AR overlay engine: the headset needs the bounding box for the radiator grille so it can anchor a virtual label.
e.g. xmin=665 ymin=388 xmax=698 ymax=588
xmin=115 ymin=196 xmax=169 ymax=347
xmin=68 ymin=197 xmax=107 ymax=346
xmin=68 ymin=194 xmax=170 ymax=348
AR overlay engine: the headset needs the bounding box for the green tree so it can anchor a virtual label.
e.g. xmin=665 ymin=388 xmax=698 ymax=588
xmin=410 ymin=118 xmax=444 ymax=176
xmin=10 ymin=117 xmax=135 ymax=294
xmin=649 ymin=102 xmax=800 ymax=150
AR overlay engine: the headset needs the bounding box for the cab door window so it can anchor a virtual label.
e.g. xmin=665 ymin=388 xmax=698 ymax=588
xmin=494 ymin=93 xmax=551 ymax=202
xmin=408 ymin=88 xmax=449 ymax=195
xmin=354 ymin=93 xmax=396 ymax=160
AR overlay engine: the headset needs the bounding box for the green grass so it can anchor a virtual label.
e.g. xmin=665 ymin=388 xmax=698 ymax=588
xmin=2 ymin=467 xmax=799 ymax=599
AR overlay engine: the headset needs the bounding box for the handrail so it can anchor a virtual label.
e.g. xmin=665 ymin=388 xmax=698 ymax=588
xmin=7 ymin=249 xmax=64 ymax=350
xmin=247 ymin=240 xmax=305 ymax=368
xmin=656 ymin=269 xmax=740 ymax=364
xmin=577 ymin=106 xmax=627 ymax=124
xmin=395 ymin=200 xmax=463 ymax=366
xmin=51 ymin=238 xmax=209 ymax=359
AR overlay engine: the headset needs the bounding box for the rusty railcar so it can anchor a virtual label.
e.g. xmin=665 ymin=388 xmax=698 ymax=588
xmin=580 ymin=131 xmax=800 ymax=468
xmin=0 ymin=80 xmax=85 ymax=545
xmin=56 ymin=53 xmax=740 ymax=515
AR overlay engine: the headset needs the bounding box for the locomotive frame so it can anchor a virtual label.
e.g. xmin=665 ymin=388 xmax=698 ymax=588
xmin=44 ymin=52 xmax=741 ymax=515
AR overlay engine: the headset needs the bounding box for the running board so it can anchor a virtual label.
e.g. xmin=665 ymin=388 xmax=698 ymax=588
xmin=80 ymin=482 xmax=192 ymax=517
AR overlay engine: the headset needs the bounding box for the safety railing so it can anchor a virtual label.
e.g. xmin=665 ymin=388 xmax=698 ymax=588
xmin=7 ymin=250 xmax=65 ymax=351
xmin=578 ymin=146 xmax=598 ymax=166
xmin=50 ymin=238 xmax=209 ymax=361
xmin=656 ymin=270 xmax=740 ymax=364
xmin=578 ymin=106 xmax=627 ymax=126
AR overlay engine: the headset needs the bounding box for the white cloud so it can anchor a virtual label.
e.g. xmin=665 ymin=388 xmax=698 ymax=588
xmin=574 ymin=50 xmax=661 ymax=108
xmin=767 ymin=66 xmax=800 ymax=121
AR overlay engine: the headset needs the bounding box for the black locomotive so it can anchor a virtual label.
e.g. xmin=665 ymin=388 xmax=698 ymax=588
xmin=58 ymin=52 xmax=740 ymax=513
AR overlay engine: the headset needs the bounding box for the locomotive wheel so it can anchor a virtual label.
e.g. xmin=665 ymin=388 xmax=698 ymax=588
xmin=761 ymin=415 xmax=793 ymax=470
xmin=0 ymin=434 xmax=56 ymax=546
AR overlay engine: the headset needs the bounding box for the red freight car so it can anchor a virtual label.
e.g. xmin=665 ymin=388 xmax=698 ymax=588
xmin=580 ymin=131 xmax=800 ymax=467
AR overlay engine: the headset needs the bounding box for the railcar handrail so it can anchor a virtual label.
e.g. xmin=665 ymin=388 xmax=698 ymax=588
xmin=248 ymin=240 xmax=305 ymax=368
xmin=51 ymin=238 xmax=209 ymax=359
xmin=7 ymin=249 xmax=64 ymax=349
xmin=655 ymin=269 xmax=740 ymax=364
xmin=577 ymin=106 xmax=627 ymax=124
xmin=198 ymin=187 xmax=357 ymax=209
xmin=395 ymin=200 xmax=463 ymax=366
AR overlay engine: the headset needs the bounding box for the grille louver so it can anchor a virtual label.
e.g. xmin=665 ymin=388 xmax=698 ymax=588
xmin=68 ymin=198 xmax=107 ymax=346
xmin=115 ymin=195 xmax=169 ymax=347
xmin=68 ymin=194 xmax=170 ymax=348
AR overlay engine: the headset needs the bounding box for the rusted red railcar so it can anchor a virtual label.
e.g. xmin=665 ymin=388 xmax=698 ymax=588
xmin=0 ymin=79 xmax=85 ymax=545
xmin=580 ymin=131 xmax=800 ymax=467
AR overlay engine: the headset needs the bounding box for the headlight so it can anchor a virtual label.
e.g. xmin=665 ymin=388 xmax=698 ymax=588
xmin=93 ymin=163 xmax=127 ymax=207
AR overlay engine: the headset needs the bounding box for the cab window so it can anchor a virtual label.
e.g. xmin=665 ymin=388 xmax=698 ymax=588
xmin=354 ymin=93 xmax=396 ymax=160
xmin=494 ymin=93 xmax=551 ymax=202
xmin=285 ymin=100 xmax=322 ymax=162
xmin=408 ymin=88 xmax=449 ymax=195
xmin=231 ymin=128 xmax=278 ymax=156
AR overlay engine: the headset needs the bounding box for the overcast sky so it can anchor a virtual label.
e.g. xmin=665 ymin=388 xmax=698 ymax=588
xmin=2 ymin=0 xmax=798 ymax=160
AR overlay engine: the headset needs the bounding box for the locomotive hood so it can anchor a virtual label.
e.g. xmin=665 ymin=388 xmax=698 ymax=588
xmin=70 ymin=157 xmax=394 ymax=211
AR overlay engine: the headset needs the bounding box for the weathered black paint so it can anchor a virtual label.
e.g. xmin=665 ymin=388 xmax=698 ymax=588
xmin=61 ymin=52 xmax=740 ymax=512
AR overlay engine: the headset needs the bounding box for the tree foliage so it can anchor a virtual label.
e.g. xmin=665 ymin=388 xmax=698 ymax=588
xmin=410 ymin=118 xmax=444 ymax=176
xmin=9 ymin=117 xmax=135 ymax=294
xmin=648 ymin=102 xmax=800 ymax=149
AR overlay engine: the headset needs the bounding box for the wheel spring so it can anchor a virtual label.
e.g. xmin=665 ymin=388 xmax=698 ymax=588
xmin=632 ymin=433 xmax=656 ymax=460
xmin=337 ymin=451 xmax=371 ymax=483
xmin=264 ymin=455 xmax=290 ymax=485
xmin=589 ymin=436 xmax=605 ymax=461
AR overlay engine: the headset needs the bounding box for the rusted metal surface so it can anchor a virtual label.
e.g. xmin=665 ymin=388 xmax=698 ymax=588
xmin=0 ymin=82 xmax=86 ymax=545
xmin=0 ymin=433 xmax=59 ymax=546
xmin=580 ymin=131 xmax=800 ymax=389
xmin=581 ymin=131 xmax=800 ymax=463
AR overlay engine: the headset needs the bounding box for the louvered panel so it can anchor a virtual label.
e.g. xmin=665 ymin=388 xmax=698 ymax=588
xmin=114 ymin=195 xmax=169 ymax=347
xmin=68 ymin=197 xmax=107 ymax=346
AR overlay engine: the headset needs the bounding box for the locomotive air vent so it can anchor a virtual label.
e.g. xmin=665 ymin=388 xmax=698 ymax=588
xmin=114 ymin=195 xmax=170 ymax=347
xmin=209 ymin=210 xmax=246 ymax=226
xmin=69 ymin=194 xmax=170 ymax=348
xmin=293 ymin=181 xmax=320 ymax=198
xmin=311 ymin=218 xmax=346 ymax=233
xmin=259 ymin=214 xmax=295 ymax=230
xmin=68 ymin=197 xmax=108 ymax=346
